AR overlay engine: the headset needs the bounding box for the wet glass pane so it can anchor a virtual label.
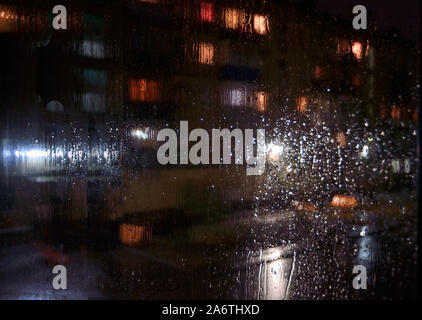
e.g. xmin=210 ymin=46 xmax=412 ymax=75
xmin=0 ymin=0 xmax=418 ymax=300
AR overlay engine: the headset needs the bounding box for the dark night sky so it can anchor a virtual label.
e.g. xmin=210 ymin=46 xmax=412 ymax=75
xmin=288 ymin=0 xmax=420 ymax=41
xmin=315 ymin=0 xmax=420 ymax=41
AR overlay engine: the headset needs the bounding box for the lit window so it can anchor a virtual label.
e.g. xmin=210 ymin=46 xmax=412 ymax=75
xmin=253 ymin=14 xmax=269 ymax=35
xmin=391 ymin=106 xmax=401 ymax=120
xmin=82 ymin=92 xmax=106 ymax=112
xmin=75 ymin=40 xmax=105 ymax=58
xmin=222 ymin=84 xmax=263 ymax=108
xmin=200 ymin=1 xmax=213 ymax=23
xmin=221 ymin=86 xmax=248 ymax=107
xmin=198 ymin=42 xmax=215 ymax=65
xmin=337 ymin=38 xmax=350 ymax=55
xmin=224 ymin=8 xmax=245 ymax=30
xmin=297 ymin=96 xmax=307 ymax=113
xmin=0 ymin=5 xmax=18 ymax=33
xmin=404 ymin=158 xmax=411 ymax=173
xmin=255 ymin=91 xmax=267 ymax=112
xmin=330 ymin=195 xmax=357 ymax=208
xmin=352 ymin=41 xmax=363 ymax=61
xmin=129 ymin=79 xmax=160 ymax=102
xmin=119 ymin=223 xmax=151 ymax=246
xmin=313 ymin=65 xmax=323 ymax=80
xmin=230 ymin=88 xmax=245 ymax=106
xmin=391 ymin=159 xmax=401 ymax=173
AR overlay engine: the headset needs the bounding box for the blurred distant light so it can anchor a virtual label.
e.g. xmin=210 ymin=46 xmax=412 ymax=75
xmin=359 ymin=145 xmax=368 ymax=158
xmin=131 ymin=127 xmax=158 ymax=148
xmin=131 ymin=127 xmax=149 ymax=139
xmin=253 ymin=14 xmax=269 ymax=35
xmin=297 ymin=96 xmax=308 ymax=113
xmin=198 ymin=42 xmax=215 ymax=65
xmin=255 ymin=91 xmax=267 ymax=112
xmin=329 ymin=194 xmax=357 ymax=208
xmin=337 ymin=38 xmax=351 ymax=55
xmin=314 ymin=65 xmax=323 ymax=80
xmin=404 ymin=158 xmax=411 ymax=173
xmin=26 ymin=149 xmax=48 ymax=158
xmin=391 ymin=106 xmax=401 ymax=120
xmin=267 ymin=143 xmax=283 ymax=162
xmin=224 ymin=8 xmax=245 ymax=30
xmin=352 ymin=41 xmax=363 ymax=61
xmin=129 ymin=78 xmax=160 ymax=102
xmin=119 ymin=223 xmax=151 ymax=246
xmin=55 ymin=148 xmax=64 ymax=158
xmin=230 ymin=88 xmax=245 ymax=106
xmin=200 ymin=1 xmax=214 ymax=23
xmin=391 ymin=159 xmax=401 ymax=173
xmin=0 ymin=5 xmax=18 ymax=33
xmin=77 ymin=40 xmax=105 ymax=59
xmin=12 ymin=148 xmax=48 ymax=159
xmin=335 ymin=131 xmax=347 ymax=148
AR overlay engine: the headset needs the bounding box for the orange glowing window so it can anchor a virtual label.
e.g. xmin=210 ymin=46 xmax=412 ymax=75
xmin=129 ymin=79 xmax=160 ymax=102
xmin=391 ymin=107 xmax=401 ymax=120
xmin=119 ymin=223 xmax=152 ymax=246
xmin=314 ymin=65 xmax=323 ymax=80
xmin=198 ymin=42 xmax=215 ymax=65
xmin=200 ymin=1 xmax=214 ymax=23
xmin=330 ymin=195 xmax=357 ymax=208
xmin=297 ymin=96 xmax=308 ymax=113
xmin=0 ymin=6 xmax=18 ymax=33
xmin=255 ymin=91 xmax=267 ymax=112
xmin=224 ymin=8 xmax=245 ymax=30
xmin=352 ymin=41 xmax=363 ymax=61
xmin=0 ymin=8 xmax=17 ymax=20
xmin=253 ymin=14 xmax=269 ymax=35
xmin=337 ymin=38 xmax=350 ymax=55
